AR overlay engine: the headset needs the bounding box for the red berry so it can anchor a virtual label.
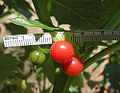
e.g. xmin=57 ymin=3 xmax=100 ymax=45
xmin=63 ymin=56 xmax=84 ymax=76
xmin=50 ymin=41 xmax=74 ymax=64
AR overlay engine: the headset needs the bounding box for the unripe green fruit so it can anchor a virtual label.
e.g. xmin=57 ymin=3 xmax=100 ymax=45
xmin=29 ymin=51 xmax=46 ymax=64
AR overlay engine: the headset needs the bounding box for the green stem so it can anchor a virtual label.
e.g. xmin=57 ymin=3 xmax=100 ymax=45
xmin=84 ymin=42 xmax=120 ymax=69
xmin=52 ymin=68 xmax=68 ymax=93
xmin=81 ymin=45 xmax=96 ymax=61
xmin=63 ymin=76 xmax=74 ymax=93
xmin=33 ymin=65 xmax=41 ymax=93
xmin=43 ymin=74 xmax=46 ymax=92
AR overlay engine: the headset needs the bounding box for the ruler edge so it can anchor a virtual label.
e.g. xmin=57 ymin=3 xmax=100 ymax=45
xmin=3 ymin=31 xmax=120 ymax=47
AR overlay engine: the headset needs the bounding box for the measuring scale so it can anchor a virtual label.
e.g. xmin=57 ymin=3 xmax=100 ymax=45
xmin=3 ymin=30 xmax=120 ymax=47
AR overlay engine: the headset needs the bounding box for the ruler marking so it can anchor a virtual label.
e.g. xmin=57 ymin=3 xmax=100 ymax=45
xmin=3 ymin=31 xmax=120 ymax=47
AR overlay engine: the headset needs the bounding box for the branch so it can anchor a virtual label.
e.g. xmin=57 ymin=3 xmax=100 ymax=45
xmin=84 ymin=42 xmax=120 ymax=69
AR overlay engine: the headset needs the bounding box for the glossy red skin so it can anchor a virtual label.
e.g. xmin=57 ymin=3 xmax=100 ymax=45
xmin=50 ymin=41 xmax=74 ymax=64
xmin=63 ymin=56 xmax=84 ymax=76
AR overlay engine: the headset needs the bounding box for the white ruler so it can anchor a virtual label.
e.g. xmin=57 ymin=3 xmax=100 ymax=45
xmin=3 ymin=33 xmax=52 ymax=47
xmin=3 ymin=31 xmax=120 ymax=47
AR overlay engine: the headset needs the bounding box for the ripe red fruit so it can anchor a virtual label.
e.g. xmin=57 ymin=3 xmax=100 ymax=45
xmin=50 ymin=41 xmax=74 ymax=64
xmin=63 ymin=56 xmax=84 ymax=76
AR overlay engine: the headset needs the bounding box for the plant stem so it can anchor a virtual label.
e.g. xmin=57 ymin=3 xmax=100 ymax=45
xmin=52 ymin=70 xmax=68 ymax=93
xmin=84 ymin=42 xmax=120 ymax=69
xmin=63 ymin=76 xmax=74 ymax=93
xmin=81 ymin=45 xmax=96 ymax=61
xmin=33 ymin=65 xmax=41 ymax=93
xmin=43 ymin=74 xmax=46 ymax=92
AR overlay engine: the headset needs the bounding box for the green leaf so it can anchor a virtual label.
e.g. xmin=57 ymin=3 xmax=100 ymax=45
xmin=0 ymin=55 xmax=18 ymax=82
xmin=109 ymin=49 xmax=120 ymax=64
xmin=32 ymin=46 xmax=50 ymax=54
xmin=80 ymin=43 xmax=96 ymax=61
xmin=102 ymin=0 xmax=120 ymax=29
xmin=103 ymin=0 xmax=120 ymax=20
xmin=73 ymin=43 xmax=81 ymax=57
xmin=32 ymin=0 xmax=51 ymax=23
xmin=69 ymin=86 xmax=80 ymax=93
xmin=4 ymin=0 xmax=33 ymax=18
xmin=103 ymin=63 xmax=120 ymax=89
xmin=4 ymin=23 xmax=27 ymax=35
xmin=71 ymin=74 xmax=83 ymax=88
xmin=51 ymin=0 xmax=120 ymax=30
xmin=0 ymin=11 xmax=13 ymax=18
xmin=51 ymin=0 xmax=104 ymax=30
xmin=0 ymin=4 xmax=5 ymax=14
xmin=15 ymin=80 xmax=33 ymax=93
xmin=41 ymin=48 xmax=50 ymax=54
xmin=87 ymin=80 xmax=99 ymax=89
xmin=23 ymin=84 xmax=33 ymax=93
xmin=83 ymin=72 xmax=90 ymax=80
xmin=104 ymin=10 xmax=120 ymax=30
xmin=11 ymin=17 xmax=64 ymax=31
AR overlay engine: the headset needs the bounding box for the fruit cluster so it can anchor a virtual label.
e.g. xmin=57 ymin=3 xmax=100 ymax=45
xmin=29 ymin=40 xmax=84 ymax=76
xmin=50 ymin=41 xmax=84 ymax=76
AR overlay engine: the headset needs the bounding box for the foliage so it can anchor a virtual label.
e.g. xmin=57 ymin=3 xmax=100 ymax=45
xmin=1 ymin=0 xmax=120 ymax=93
